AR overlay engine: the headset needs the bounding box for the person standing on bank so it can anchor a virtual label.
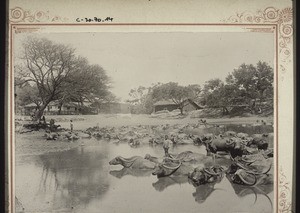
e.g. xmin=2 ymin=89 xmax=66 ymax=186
xmin=49 ymin=119 xmax=55 ymax=132
xmin=163 ymin=135 xmax=172 ymax=157
xmin=41 ymin=115 xmax=46 ymax=125
xmin=70 ymin=120 xmax=73 ymax=132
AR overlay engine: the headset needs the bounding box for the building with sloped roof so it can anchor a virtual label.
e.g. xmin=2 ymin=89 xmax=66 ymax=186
xmin=23 ymin=101 xmax=97 ymax=115
xmin=153 ymin=99 xmax=202 ymax=113
xmin=153 ymin=100 xmax=179 ymax=112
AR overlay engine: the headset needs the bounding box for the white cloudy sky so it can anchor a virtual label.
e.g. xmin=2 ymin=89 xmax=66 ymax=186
xmin=14 ymin=32 xmax=274 ymax=101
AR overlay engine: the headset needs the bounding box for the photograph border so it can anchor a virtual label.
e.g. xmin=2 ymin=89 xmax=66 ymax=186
xmin=7 ymin=6 xmax=293 ymax=213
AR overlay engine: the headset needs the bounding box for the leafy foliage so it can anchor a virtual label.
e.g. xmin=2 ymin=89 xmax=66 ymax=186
xmin=128 ymin=61 xmax=273 ymax=116
xmin=16 ymin=37 xmax=113 ymax=119
xmin=201 ymin=61 xmax=273 ymax=115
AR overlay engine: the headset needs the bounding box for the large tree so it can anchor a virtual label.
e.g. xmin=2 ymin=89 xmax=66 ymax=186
xmin=56 ymin=58 xmax=112 ymax=114
xmin=127 ymin=86 xmax=154 ymax=114
xmin=128 ymin=86 xmax=148 ymax=106
xmin=226 ymin=61 xmax=273 ymax=106
xmin=201 ymin=78 xmax=231 ymax=114
xmin=201 ymin=61 xmax=273 ymax=115
xmin=16 ymin=37 xmax=112 ymax=120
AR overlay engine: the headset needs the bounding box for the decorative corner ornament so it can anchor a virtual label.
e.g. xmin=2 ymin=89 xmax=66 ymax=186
xmin=224 ymin=6 xmax=294 ymax=212
xmin=9 ymin=7 xmax=69 ymax=23
xmin=278 ymin=167 xmax=293 ymax=213
xmin=223 ymin=7 xmax=293 ymax=63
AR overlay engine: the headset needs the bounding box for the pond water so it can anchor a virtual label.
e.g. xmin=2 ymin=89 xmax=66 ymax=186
xmin=15 ymin=124 xmax=274 ymax=213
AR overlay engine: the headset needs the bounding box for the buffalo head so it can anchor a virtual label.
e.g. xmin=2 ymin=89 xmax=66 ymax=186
xmin=193 ymin=137 xmax=203 ymax=146
xmin=230 ymin=169 xmax=257 ymax=186
xmin=247 ymin=137 xmax=269 ymax=150
xmin=152 ymin=164 xmax=166 ymax=177
xmin=152 ymin=161 xmax=182 ymax=178
xmin=109 ymin=156 xmax=122 ymax=165
xmin=188 ymin=165 xmax=225 ymax=186
xmin=188 ymin=165 xmax=207 ymax=185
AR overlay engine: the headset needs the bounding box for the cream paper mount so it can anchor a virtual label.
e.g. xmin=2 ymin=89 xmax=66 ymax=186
xmin=7 ymin=4 xmax=294 ymax=213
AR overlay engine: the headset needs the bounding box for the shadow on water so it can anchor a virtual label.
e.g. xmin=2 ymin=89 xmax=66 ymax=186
xmin=226 ymin=174 xmax=273 ymax=211
xmin=152 ymin=176 xmax=189 ymax=192
xmin=190 ymin=183 xmax=224 ymax=204
xmin=37 ymin=145 xmax=110 ymax=210
xmin=109 ymin=168 xmax=153 ymax=179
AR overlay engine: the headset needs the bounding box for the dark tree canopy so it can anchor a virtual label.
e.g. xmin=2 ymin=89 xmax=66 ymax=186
xmin=16 ymin=37 xmax=113 ymax=119
xmin=226 ymin=61 xmax=273 ymax=102
xmin=201 ymin=61 xmax=273 ymax=114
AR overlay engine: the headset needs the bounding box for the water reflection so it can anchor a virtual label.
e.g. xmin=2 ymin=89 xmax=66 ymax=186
xmin=16 ymin=123 xmax=274 ymax=212
xmin=109 ymin=168 xmax=152 ymax=178
xmin=190 ymin=182 xmax=224 ymax=204
xmin=37 ymin=145 xmax=110 ymax=210
xmin=226 ymin=174 xmax=273 ymax=210
xmin=152 ymin=176 xmax=188 ymax=192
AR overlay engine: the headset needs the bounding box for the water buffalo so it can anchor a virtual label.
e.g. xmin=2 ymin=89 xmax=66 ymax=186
xmin=228 ymin=175 xmax=273 ymax=197
xmin=168 ymin=151 xmax=207 ymax=163
xmin=227 ymin=155 xmax=273 ymax=186
xmin=236 ymin=132 xmax=249 ymax=139
xmin=200 ymin=136 xmax=245 ymax=159
xmin=152 ymin=160 xmax=194 ymax=178
xmin=45 ymin=132 xmax=59 ymax=140
xmin=170 ymin=133 xmax=195 ymax=145
xmin=229 ymin=154 xmax=272 ymax=175
xmin=149 ymin=136 xmax=163 ymax=145
xmin=247 ymin=137 xmax=269 ymax=150
xmin=228 ymin=169 xmax=258 ymax=186
xmin=109 ymin=156 xmax=156 ymax=169
xmin=189 ymin=134 xmax=215 ymax=146
xmin=224 ymin=131 xmax=237 ymax=137
xmin=188 ymin=165 xmax=225 ymax=186
xmin=64 ymin=132 xmax=80 ymax=140
xmin=144 ymin=154 xmax=161 ymax=164
xmin=128 ymin=138 xmax=140 ymax=147
xmin=227 ymin=175 xmax=273 ymax=211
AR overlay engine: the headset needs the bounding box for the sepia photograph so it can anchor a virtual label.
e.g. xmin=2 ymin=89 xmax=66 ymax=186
xmin=12 ymin=29 xmax=275 ymax=212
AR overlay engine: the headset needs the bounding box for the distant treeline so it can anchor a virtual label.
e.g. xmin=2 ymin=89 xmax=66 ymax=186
xmin=127 ymin=61 xmax=273 ymax=115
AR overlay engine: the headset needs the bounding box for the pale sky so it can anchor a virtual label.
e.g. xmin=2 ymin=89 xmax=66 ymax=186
xmin=14 ymin=32 xmax=274 ymax=101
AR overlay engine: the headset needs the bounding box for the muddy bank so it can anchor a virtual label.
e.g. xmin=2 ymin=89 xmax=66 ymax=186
xmin=15 ymin=131 xmax=85 ymax=159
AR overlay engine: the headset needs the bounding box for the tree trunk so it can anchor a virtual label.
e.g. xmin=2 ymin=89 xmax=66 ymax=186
xmin=58 ymin=103 xmax=62 ymax=115
xmin=251 ymin=100 xmax=256 ymax=114
xmin=179 ymin=107 xmax=184 ymax=115
xmin=222 ymin=107 xmax=229 ymax=115
xmin=224 ymin=107 xmax=229 ymax=115
xmin=33 ymin=101 xmax=51 ymax=121
xmin=34 ymin=108 xmax=45 ymax=121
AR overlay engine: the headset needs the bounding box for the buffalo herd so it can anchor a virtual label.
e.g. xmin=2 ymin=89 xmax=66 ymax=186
xmin=44 ymin=122 xmax=273 ymax=206
xmin=104 ymin=122 xmax=274 ymax=206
